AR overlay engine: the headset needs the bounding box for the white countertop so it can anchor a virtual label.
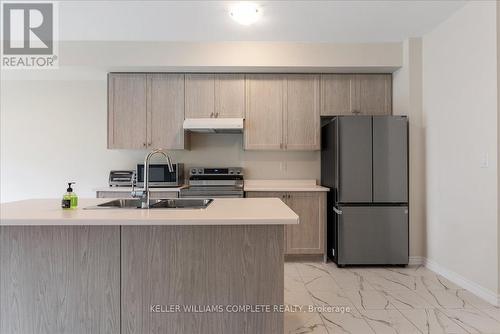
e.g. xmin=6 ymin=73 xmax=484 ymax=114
xmin=0 ymin=198 xmax=299 ymax=226
xmin=94 ymin=186 xmax=186 ymax=192
xmin=244 ymin=180 xmax=329 ymax=192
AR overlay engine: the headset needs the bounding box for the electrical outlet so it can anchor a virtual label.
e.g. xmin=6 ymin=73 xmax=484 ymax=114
xmin=480 ymin=153 xmax=489 ymax=168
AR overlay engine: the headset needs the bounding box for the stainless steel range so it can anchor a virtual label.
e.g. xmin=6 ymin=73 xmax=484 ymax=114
xmin=180 ymin=167 xmax=244 ymax=198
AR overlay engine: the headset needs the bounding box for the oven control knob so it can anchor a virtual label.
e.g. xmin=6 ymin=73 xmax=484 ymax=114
xmin=229 ymin=171 xmax=234 ymax=174
xmin=191 ymin=169 xmax=197 ymax=174
xmin=236 ymin=171 xmax=241 ymax=174
xmin=197 ymin=169 xmax=203 ymax=174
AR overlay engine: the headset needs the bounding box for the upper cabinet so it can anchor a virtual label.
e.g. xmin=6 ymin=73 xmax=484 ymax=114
xmin=285 ymin=75 xmax=320 ymax=150
xmin=245 ymin=74 xmax=320 ymax=151
xmin=184 ymin=74 xmax=214 ymax=118
xmin=108 ymin=72 xmax=392 ymax=151
xmin=244 ymin=74 xmax=284 ymax=150
xmin=108 ymin=73 xmax=148 ymax=149
xmin=320 ymin=74 xmax=392 ymax=116
xmin=356 ymin=74 xmax=392 ymax=116
xmin=108 ymin=73 xmax=186 ymax=150
xmin=185 ymin=73 xmax=245 ymax=118
xmin=148 ymin=74 xmax=186 ymax=150
xmin=215 ymin=74 xmax=246 ymax=118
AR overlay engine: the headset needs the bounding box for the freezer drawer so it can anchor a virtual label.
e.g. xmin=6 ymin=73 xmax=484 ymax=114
xmin=336 ymin=206 xmax=408 ymax=265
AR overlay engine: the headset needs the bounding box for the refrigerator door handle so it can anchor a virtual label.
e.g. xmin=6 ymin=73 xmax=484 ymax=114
xmin=333 ymin=207 xmax=343 ymax=215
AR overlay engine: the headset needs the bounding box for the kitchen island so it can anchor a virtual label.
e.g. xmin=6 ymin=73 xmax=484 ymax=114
xmin=0 ymin=198 xmax=298 ymax=334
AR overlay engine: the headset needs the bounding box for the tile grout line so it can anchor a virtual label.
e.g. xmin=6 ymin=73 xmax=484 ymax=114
xmin=289 ymin=262 xmax=331 ymax=333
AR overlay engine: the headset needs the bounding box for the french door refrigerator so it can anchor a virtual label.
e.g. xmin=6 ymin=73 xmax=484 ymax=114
xmin=321 ymin=116 xmax=409 ymax=266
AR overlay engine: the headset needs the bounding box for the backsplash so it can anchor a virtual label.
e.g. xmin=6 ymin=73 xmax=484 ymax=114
xmin=133 ymin=133 xmax=321 ymax=181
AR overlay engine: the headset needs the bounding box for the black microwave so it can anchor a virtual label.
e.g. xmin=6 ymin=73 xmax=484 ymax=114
xmin=136 ymin=163 xmax=184 ymax=187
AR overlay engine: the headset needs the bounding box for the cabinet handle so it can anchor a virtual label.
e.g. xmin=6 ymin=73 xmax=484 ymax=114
xmin=216 ymin=112 xmax=219 ymax=117
xmin=142 ymin=142 xmax=146 ymax=147
xmin=210 ymin=112 xmax=214 ymax=118
xmin=288 ymin=194 xmax=291 ymax=199
xmin=352 ymin=110 xmax=361 ymax=115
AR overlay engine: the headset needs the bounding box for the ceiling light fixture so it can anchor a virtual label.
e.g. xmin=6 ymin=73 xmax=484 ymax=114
xmin=229 ymin=2 xmax=261 ymax=26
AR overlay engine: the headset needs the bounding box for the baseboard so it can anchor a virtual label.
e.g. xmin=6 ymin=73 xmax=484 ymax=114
xmin=424 ymin=257 xmax=500 ymax=307
xmin=408 ymin=256 xmax=425 ymax=266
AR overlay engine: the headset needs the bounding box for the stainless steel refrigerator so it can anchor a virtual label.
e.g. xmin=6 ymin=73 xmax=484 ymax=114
xmin=321 ymin=116 xmax=409 ymax=266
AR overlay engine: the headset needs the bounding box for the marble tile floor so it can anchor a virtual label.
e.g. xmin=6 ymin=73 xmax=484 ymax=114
xmin=284 ymin=262 xmax=500 ymax=334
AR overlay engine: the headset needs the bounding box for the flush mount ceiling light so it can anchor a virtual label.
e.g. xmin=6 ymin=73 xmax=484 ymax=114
xmin=229 ymin=2 xmax=261 ymax=26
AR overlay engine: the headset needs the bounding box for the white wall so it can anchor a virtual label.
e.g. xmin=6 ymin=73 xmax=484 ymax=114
xmin=422 ymin=1 xmax=499 ymax=298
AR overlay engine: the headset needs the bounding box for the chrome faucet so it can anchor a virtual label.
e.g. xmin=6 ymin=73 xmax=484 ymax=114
xmin=132 ymin=149 xmax=173 ymax=209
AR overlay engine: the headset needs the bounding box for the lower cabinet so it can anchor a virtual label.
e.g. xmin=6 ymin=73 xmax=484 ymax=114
xmin=246 ymin=191 xmax=326 ymax=255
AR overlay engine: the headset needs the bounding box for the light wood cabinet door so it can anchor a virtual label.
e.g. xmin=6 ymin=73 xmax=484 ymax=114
xmin=185 ymin=73 xmax=215 ymax=118
xmin=0 ymin=227 xmax=120 ymax=334
xmin=286 ymin=192 xmax=325 ymax=255
xmin=245 ymin=191 xmax=326 ymax=255
xmin=108 ymin=73 xmax=148 ymax=149
xmin=285 ymin=75 xmax=320 ymax=150
xmin=121 ymin=225 xmax=284 ymax=334
xmin=355 ymin=74 xmax=392 ymax=115
xmin=148 ymin=74 xmax=186 ymax=149
xmin=245 ymin=74 xmax=285 ymax=150
xmin=215 ymin=74 xmax=245 ymax=118
xmin=320 ymin=74 xmax=353 ymax=116
xmin=320 ymin=74 xmax=392 ymax=116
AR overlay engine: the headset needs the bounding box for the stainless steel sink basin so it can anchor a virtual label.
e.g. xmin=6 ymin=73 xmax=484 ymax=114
xmin=149 ymin=198 xmax=213 ymax=209
xmin=86 ymin=198 xmax=213 ymax=209
xmin=96 ymin=198 xmax=143 ymax=208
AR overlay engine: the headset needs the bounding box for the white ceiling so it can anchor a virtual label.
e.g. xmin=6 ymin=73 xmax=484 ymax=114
xmin=60 ymin=0 xmax=467 ymax=42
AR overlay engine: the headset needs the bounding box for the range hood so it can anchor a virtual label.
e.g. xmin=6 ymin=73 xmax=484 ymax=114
xmin=183 ymin=118 xmax=244 ymax=133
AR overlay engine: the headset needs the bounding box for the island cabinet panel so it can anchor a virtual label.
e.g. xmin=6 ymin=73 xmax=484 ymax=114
xmin=246 ymin=191 xmax=326 ymax=255
xmin=121 ymin=225 xmax=284 ymax=334
xmin=0 ymin=226 xmax=120 ymax=334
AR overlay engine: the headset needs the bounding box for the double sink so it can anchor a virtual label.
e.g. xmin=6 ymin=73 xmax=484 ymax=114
xmin=88 ymin=198 xmax=213 ymax=210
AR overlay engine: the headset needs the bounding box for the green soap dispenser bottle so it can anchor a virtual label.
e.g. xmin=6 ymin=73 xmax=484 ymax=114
xmin=61 ymin=182 xmax=78 ymax=209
